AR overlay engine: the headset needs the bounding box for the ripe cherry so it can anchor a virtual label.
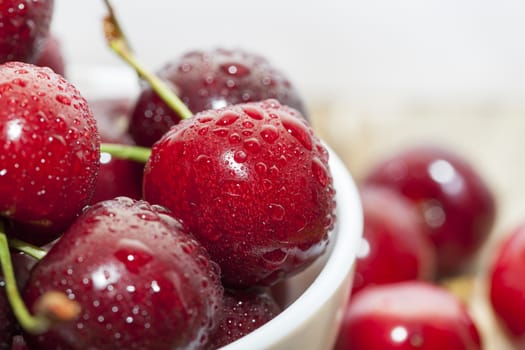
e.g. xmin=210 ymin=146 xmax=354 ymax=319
xmin=489 ymin=223 xmax=525 ymax=347
xmin=207 ymin=288 xmax=281 ymax=349
xmin=334 ymin=281 xmax=482 ymax=350
xmin=34 ymin=34 xmax=65 ymax=76
xmin=0 ymin=0 xmax=54 ymax=63
xmin=23 ymin=197 xmax=223 ymax=349
xmin=143 ymin=99 xmax=335 ymax=287
xmin=0 ymin=62 xmax=100 ymax=245
xmin=364 ymin=145 xmax=495 ymax=275
xmin=90 ymin=98 xmax=142 ymax=204
xmin=129 ymin=48 xmax=308 ymax=147
xmin=353 ymin=185 xmax=436 ymax=294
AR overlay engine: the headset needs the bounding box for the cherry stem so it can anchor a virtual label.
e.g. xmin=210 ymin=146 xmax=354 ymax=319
xmin=100 ymin=142 xmax=151 ymax=163
xmin=0 ymin=222 xmax=50 ymax=333
xmin=102 ymin=0 xmax=193 ymax=120
xmin=8 ymin=238 xmax=48 ymax=260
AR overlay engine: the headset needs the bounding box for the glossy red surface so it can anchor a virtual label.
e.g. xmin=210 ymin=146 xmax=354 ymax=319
xmin=364 ymin=145 xmax=495 ymax=275
xmin=335 ymin=282 xmax=482 ymax=350
xmin=0 ymin=0 xmax=54 ymax=63
xmin=23 ymin=197 xmax=223 ymax=349
xmin=143 ymin=99 xmax=335 ymax=287
xmin=0 ymin=62 xmax=100 ymax=244
xmin=129 ymin=48 xmax=308 ymax=147
xmin=352 ymin=185 xmax=436 ymax=294
xmin=489 ymin=223 xmax=525 ymax=348
xmin=207 ymin=288 xmax=281 ymax=349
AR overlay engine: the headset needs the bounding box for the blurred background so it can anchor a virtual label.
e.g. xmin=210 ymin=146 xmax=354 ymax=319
xmin=51 ymin=1 xmax=524 ymax=348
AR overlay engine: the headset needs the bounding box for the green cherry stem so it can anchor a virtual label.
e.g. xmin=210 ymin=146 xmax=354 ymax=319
xmin=8 ymin=238 xmax=48 ymax=260
xmin=101 ymin=143 xmax=151 ymax=163
xmin=0 ymin=222 xmax=79 ymax=334
xmin=103 ymin=0 xmax=193 ymax=120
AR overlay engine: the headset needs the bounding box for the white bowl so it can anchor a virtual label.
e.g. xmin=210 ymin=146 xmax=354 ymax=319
xmin=221 ymin=145 xmax=363 ymax=350
xmin=73 ymin=66 xmax=364 ymax=350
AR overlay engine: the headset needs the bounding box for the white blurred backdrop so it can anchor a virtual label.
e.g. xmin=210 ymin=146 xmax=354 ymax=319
xmin=52 ymin=0 xmax=525 ymax=108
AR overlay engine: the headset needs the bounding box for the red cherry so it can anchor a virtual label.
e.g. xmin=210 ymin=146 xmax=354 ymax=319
xmin=90 ymin=98 xmax=142 ymax=204
xmin=0 ymin=62 xmax=100 ymax=245
xmin=23 ymin=197 xmax=223 ymax=349
xmin=489 ymin=223 xmax=525 ymax=347
xmin=334 ymin=282 xmax=482 ymax=350
xmin=352 ymin=185 xmax=436 ymax=294
xmin=143 ymin=99 xmax=335 ymax=287
xmin=207 ymin=288 xmax=281 ymax=349
xmin=129 ymin=48 xmax=308 ymax=147
xmin=34 ymin=34 xmax=65 ymax=76
xmin=364 ymin=145 xmax=495 ymax=275
xmin=0 ymin=0 xmax=54 ymax=63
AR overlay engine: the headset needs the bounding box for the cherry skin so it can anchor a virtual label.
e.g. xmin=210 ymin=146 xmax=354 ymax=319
xmin=143 ymin=99 xmax=335 ymax=288
xmin=34 ymin=34 xmax=65 ymax=76
xmin=90 ymin=98 xmax=142 ymax=204
xmin=0 ymin=62 xmax=100 ymax=245
xmin=334 ymin=281 xmax=482 ymax=350
xmin=352 ymin=185 xmax=436 ymax=295
xmin=206 ymin=288 xmax=281 ymax=349
xmin=23 ymin=197 xmax=223 ymax=350
xmin=363 ymin=145 xmax=495 ymax=275
xmin=129 ymin=48 xmax=308 ymax=147
xmin=0 ymin=0 xmax=54 ymax=63
xmin=489 ymin=223 xmax=525 ymax=347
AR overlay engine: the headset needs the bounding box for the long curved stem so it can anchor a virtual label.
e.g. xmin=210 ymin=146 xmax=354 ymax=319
xmin=102 ymin=0 xmax=193 ymax=120
xmin=0 ymin=222 xmax=49 ymax=333
xmin=0 ymin=222 xmax=81 ymax=334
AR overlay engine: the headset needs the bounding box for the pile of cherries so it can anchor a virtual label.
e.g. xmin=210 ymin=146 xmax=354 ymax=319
xmin=1 ymin=1 xmax=525 ymax=350
xmin=0 ymin=1 xmax=335 ymax=349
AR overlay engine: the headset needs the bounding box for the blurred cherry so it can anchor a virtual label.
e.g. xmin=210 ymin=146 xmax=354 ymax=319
xmin=364 ymin=145 xmax=496 ymax=275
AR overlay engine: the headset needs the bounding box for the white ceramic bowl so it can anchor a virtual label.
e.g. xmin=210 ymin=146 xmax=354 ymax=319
xmin=221 ymin=144 xmax=363 ymax=350
xmin=73 ymin=66 xmax=364 ymax=350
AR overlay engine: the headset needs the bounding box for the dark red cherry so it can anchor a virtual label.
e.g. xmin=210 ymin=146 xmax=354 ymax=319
xmin=334 ymin=282 xmax=482 ymax=350
xmin=129 ymin=48 xmax=308 ymax=147
xmin=207 ymin=288 xmax=281 ymax=349
xmin=364 ymin=145 xmax=495 ymax=275
xmin=0 ymin=0 xmax=54 ymax=63
xmin=23 ymin=197 xmax=223 ymax=350
xmin=143 ymin=99 xmax=335 ymax=287
xmin=489 ymin=223 xmax=525 ymax=347
xmin=352 ymin=185 xmax=436 ymax=294
xmin=0 ymin=62 xmax=100 ymax=245
xmin=34 ymin=34 xmax=65 ymax=76
xmin=90 ymin=98 xmax=142 ymax=204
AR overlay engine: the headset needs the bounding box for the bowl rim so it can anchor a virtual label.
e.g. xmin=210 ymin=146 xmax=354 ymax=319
xmin=221 ymin=145 xmax=364 ymax=349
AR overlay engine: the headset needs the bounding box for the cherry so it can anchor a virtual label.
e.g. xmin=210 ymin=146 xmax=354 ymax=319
xmin=488 ymin=223 xmax=525 ymax=347
xmin=34 ymin=34 xmax=65 ymax=77
xmin=129 ymin=48 xmax=308 ymax=147
xmin=0 ymin=62 xmax=100 ymax=245
xmin=0 ymin=0 xmax=54 ymax=63
xmin=334 ymin=281 xmax=482 ymax=350
xmin=23 ymin=197 xmax=223 ymax=349
xmin=143 ymin=99 xmax=335 ymax=288
xmin=363 ymin=145 xmax=496 ymax=275
xmin=207 ymin=288 xmax=281 ymax=349
xmin=352 ymin=185 xmax=436 ymax=294
xmin=90 ymin=98 xmax=142 ymax=204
